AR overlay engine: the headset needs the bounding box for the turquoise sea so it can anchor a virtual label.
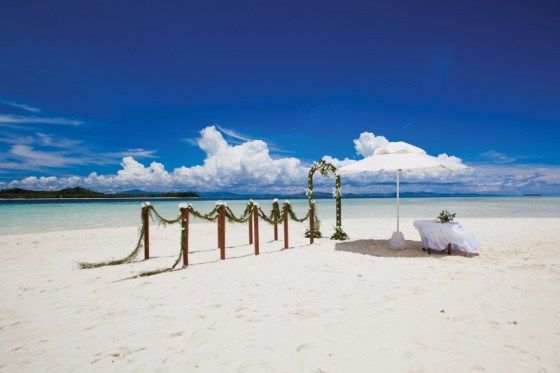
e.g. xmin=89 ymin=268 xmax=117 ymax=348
xmin=1 ymin=196 xmax=559 ymax=236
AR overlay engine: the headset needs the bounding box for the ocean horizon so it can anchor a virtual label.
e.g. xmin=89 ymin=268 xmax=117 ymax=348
xmin=1 ymin=196 xmax=559 ymax=236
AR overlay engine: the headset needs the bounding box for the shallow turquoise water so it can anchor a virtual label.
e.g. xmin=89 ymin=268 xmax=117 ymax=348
xmin=1 ymin=197 xmax=559 ymax=235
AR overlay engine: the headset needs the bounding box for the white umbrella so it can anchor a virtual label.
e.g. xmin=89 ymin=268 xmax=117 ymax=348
xmin=336 ymin=141 xmax=468 ymax=250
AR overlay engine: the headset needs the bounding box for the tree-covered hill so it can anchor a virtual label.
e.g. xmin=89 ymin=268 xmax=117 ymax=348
xmin=0 ymin=187 xmax=199 ymax=199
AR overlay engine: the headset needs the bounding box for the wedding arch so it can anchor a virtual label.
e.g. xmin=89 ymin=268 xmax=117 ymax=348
xmin=306 ymin=159 xmax=348 ymax=240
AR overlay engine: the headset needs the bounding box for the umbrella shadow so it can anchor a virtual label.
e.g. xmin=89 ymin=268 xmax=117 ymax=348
xmin=335 ymin=239 xmax=440 ymax=258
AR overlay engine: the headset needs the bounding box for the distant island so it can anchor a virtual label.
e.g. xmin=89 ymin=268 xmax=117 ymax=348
xmin=0 ymin=187 xmax=199 ymax=199
xmin=0 ymin=187 xmax=508 ymax=200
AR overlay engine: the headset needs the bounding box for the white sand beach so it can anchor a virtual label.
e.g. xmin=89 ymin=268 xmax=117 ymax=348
xmin=1 ymin=216 xmax=560 ymax=372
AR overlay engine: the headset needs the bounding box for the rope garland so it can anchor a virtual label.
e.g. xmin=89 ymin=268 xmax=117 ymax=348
xmin=78 ymin=199 xmax=315 ymax=276
xmin=78 ymin=213 xmax=146 ymax=269
xmin=134 ymin=238 xmax=184 ymax=277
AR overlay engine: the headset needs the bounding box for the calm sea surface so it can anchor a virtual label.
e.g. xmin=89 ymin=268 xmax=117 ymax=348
xmin=1 ymin=196 xmax=559 ymax=236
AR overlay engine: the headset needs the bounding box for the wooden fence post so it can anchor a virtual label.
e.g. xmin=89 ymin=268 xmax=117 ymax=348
xmin=273 ymin=201 xmax=279 ymax=241
xmin=217 ymin=206 xmax=221 ymax=249
xmin=219 ymin=205 xmax=226 ymax=260
xmin=248 ymin=202 xmax=253 ymax=245
xmin=143 ymin=205 xmax=150 ymax=260
xmin=309 ymin=203 xmax=315 ymax=244
xmin=283 ymin=203 xmax=289 ymax=249
xmin=253 ymin=205 xmax=259 ymax=255
xmin=181 ymin=207 xmax=189 ymax=267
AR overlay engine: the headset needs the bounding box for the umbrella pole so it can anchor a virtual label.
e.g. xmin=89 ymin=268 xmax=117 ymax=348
xmin=396 ymin=169 xmax=400 ymax=233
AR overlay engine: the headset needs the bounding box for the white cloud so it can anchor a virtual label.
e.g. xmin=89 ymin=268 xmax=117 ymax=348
xmin=197 ymin=125 xmax=229 ymax=155
xmin=9 ymin=176 xmax=61 ymax=191
xmin=480 ymin=150 xmax=516 ymax=164
xmin=353 ymin=132 xmax=389 ymax=157
xmin=102 ymin=149 xmax=157 ymax=161
xmin=3 ymin=126 xmax=560 ymax=196
xmin=0 ymin=100 xmax=41 ymax=113
xmin=9 ymin=145 xmax=82 ymax=168
xmin=216 ymin=125 xmax=254 ymax=143
xmin=174 ymin=126 xmax=307 ymax=191
xmin=4 ymin=126 xmax=310 ymax=193
xmin=0 ymin=132 xmax=35 ymax=145
xmin=0 ymin=130 xmax=157 ymax=172
xmin=0 ymin=114 xmax=83 ymax=126
xmin=0 ymin=104 xmax=158 ymax=178
xmin=36 ymin=132 xmax=83 ymax=148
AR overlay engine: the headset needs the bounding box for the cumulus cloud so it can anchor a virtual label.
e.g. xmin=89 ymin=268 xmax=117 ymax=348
xmin=4 ymin=126 xmax=309 ymax=193
xmin=353 ymin=132 xmax=389 ymax=157
xmin=197 ymin=126 xmax=229 ymax=155
xmin=2 ymin=125 xmax=559 ymax=196
xmin=175 ymin=126 xmax=307 ymax=191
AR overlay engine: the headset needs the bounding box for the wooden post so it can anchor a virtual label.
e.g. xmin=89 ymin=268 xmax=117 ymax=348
xmin=248 ymin=202 xmax=253 ymax=244
xmin=253 ymin=206 xmax=260 ymax=255
xmin=143 ymin=206 xmax=150 ymax=260
xmin=283 ymin=203 xmax=289 ymax=249
xmin=273 ymin=201 xmax=279 ymax=241
xmin=219 ymin=205 xmax=226 ymax=260
xmin=309 ymin=203 xmax=315 ymax=244
xmin=181 ymin=208 xmax=189 ymax=267
xmin=217 ymin=207 xmax=221 ymax=249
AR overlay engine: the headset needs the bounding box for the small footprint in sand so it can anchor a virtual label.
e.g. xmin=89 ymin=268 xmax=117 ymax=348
xmin=296 ymin=344 xmax=311 ymax=352
xmin=471 ymin=364 xmax=486 ymax=371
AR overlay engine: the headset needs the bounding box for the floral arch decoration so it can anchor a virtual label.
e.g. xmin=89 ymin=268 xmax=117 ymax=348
xmin=306 ymin=159 xmax=349 ymax=240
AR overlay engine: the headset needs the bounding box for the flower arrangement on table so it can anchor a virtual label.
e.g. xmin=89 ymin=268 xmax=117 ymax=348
xmin=436 ymin=210 xmax=456 ymax=223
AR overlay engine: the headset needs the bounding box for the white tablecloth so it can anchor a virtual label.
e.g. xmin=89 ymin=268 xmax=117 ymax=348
xmin=413 ymin=220 xmax=480 ymax=254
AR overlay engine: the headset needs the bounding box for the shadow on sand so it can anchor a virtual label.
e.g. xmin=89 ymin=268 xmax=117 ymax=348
xmin=335 ymin=239 xmax=446 ymax=258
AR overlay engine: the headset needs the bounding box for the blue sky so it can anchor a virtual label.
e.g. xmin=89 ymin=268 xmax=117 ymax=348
xmin=1 ymin=0 xmax=559 ymax=195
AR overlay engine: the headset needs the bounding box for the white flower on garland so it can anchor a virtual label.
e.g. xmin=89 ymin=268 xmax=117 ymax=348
xmin=332 ymin=187 xmax=342 ymax=198
xmin=305 ymin=188 xmax=313 ymax=197
xmin=284 ymin=200 xmax=290 ymax=205
xmin=178 ymin=202 xmax=191 ymax=209
xmin=273 ymin=198 xmax=279 ymax=203
xmin=215 ymin=200 xmax=228 ymax=207
xmin=142 ymin=202 xmax=151 ymax=208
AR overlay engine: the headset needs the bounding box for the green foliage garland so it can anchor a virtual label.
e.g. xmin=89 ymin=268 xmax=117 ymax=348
xmin=330 ymin=225 xmax=349 ymax=240
xmin=146 ymin=204 xmax=182 ymax=226
xmin=307 ymin=158 xmax=348 ymax=240
xmin=134 ymin=238 xmax=184 ymax=277
xmin=79 ymin=199 xmax=325 ymax=277
xmin=78 ymin=211 xmax=147 ymax=269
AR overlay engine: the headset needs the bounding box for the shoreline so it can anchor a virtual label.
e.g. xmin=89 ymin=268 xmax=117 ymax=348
xmin=2 ymin=194 xmax=553 ymax=202
xmin=1 ymin=217 xmax=559 ymax=371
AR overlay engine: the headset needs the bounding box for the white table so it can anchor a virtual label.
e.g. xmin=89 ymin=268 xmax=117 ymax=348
xmin=413 ymin=220 xmax=480 ymax=255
